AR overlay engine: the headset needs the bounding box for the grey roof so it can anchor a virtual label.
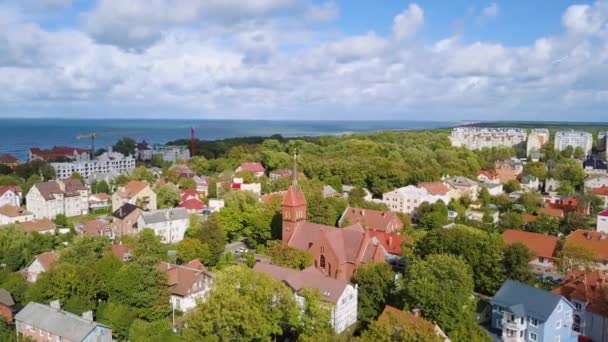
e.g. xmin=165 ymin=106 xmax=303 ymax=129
xmin=446 ymin=176 xmax=477 ymax=187
xmin=0 ymin=289 xmax=14 ymax=306
xmin=15 ymin=302 xmax=109 ymax=341
xmin=492 ymin=280 xmax=565 ymax=322
xmin=34 ymin=181 xmax=62 ymax=200
xmin=140 ymin=208 xmax=188 ymax=224
xmin=322 ymin=185 xmax=338 ymax=197
xmin=112 ymin=203 xmax=140 ymax=220
xmin=480 ymin=182 xmax=502 ymax=189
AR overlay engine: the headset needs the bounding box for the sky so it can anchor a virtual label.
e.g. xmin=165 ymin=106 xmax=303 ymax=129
xmin=0 ymin=0 xmax=607 ymax=121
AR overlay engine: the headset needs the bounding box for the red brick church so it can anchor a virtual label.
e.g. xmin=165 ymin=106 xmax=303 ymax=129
xmin=281 ymin=154 xmax=386 ymax=281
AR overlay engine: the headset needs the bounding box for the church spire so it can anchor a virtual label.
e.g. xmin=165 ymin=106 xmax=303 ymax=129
xmin=292 ymin=149 xmax=298 ymax=186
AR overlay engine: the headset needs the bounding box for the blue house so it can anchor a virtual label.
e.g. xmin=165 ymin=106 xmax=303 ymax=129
xmin=491 ymin=280 xmax=578 ymax=342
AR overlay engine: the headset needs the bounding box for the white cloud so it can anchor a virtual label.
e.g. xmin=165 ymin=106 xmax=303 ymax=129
xmin=392 ymin=3 xmax=424 ymax=41
xmin=562 ymin=1 xmax=608 ymax=36
xmin=481 ymin=3 xmax=499 ymax=19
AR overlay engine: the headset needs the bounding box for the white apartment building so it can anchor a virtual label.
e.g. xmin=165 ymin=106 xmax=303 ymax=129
xmin=526 ymin=128 xmax=550 ymax=156
xmin=450 ymin=127 xmax=527 ymax=150
xmin=51 ymin=151 xmax=135 ymax=179
xmin=382 ymin=185 xmax=449 ymax=215
xmin=26 ymin=179 xmax=89 ymax=219
xmin=599 ymin=132 xmax=608 ymax=152
xmin=151 ymin=145 xmax=191 ymax=163
xmin=0 ymin=186 xmax=21 ymax=207
xmin=159 ymin=260 xmax=213 ymax=313
xmin=137 ymin=208 xmax=189 ymax=244
xmin=554 ymin=130 xmax=593 ymax=156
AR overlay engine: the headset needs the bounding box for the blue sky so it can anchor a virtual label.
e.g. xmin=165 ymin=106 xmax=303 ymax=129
xmin=0 ymin=0 xmax=606 ymax=121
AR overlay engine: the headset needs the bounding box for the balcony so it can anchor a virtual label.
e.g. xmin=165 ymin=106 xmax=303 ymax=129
xmin=501 ymin=318 xmax=526 ymax=331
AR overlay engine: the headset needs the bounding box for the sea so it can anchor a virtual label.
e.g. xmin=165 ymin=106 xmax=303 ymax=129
xmin=0 ymin=119 xmax=456 ymax=161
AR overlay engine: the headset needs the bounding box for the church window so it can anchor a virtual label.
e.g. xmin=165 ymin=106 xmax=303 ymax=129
xmin=320 ymin=255 xmax=326 ymax=269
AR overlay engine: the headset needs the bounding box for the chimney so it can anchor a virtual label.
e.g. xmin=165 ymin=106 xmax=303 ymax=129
xmin=50 ymin=300 xmax=61 ymax=310
xmin=388 ymin=236 xmax=393 ymax=246
xmin=82 ymin=311 xmax=93 ymax=321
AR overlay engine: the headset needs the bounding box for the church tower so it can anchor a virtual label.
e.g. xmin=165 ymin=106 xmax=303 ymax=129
xmin=282 ymin=151 xmax=307 ymax=244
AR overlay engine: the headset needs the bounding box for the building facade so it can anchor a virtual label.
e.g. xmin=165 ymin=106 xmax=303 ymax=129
xmin=29 ymin=146 xmax=90 ymax=162
xmin=151 ymin=145 xmax=191 ymax=163
xmin=382 ymin=185 xmax=450 ymax=215
xmin=111 ymin=181 xmax=157 ymax=212
xmin=526 ymin=129 xmax=550 ymax=157
xmin=554 ymin=131 xmax=593 ymax=156
xmin=26 ymin=180 xmax=88 ymax=219
xmin=137 ymin=208 xmax=189 ymax=244
xmin=0 ymin=186 xmax=21 ymax=207
xmin=0 ymin=205 xmax=34 ymax=225
xmin=159 ymin=260 xmax=213 ymax=313
xmin=51 ymin=151 xmax=135 ymax=179
xmin=502 ymin=230 xmax=561 ymax=280
xmin=450 ymin=127 xmax=527 ymax=150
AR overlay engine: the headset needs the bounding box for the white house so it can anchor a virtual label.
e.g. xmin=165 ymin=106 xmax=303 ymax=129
xmin=597 ymin=210 xmax=608 ymax=233
xmin=0 ymin=186 xmax=21 ymax=207
xmin=253 ymin=262 xmax=358 ymax=333
xmin=465 ymin=209 xmax=499 ymax=223
xmin=0 ymin=205 xmax=34 ymax=225
xmin=383 ymin=184 xmax=450 ymax=216
xmin=51 ymin=151 xmax=135 ymax=179
xmin=445 ymin=176 xmax=479 ymax=201
xmin=208 ymin=199 xmax=225 ymax=212
xmin=159 ymin=260 xmax=213 ymax=313
xmin=137 ymin=208 xmax=189 ymax=244
xmin=521 ymin=175 xmax=540 ymax=192
xmin=24 ymin=251 xmax=58 ymax=283
xmin=585 ymin=175 xmax=608 ymax=190
xmin=230 ymin=178 xmax=262 ymax=196
xmin=479 ymin=182 xmax=503 ymax=196
xmin=26 ymin=179 xmax=88 ymax=219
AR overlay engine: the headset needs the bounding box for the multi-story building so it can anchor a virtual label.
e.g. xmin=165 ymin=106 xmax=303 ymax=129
xmin=29 ymin=146 xmax=90 ymax=162
xmin=495 ymin=159 xmax=524 ymax=184
xmin=111 ymin=203 xmax=142 ymax=237
xmin=444 ymin=176 xmax=479 ymax=201
xmin=0 ymin=205 xmax=34 ymax=225
xmin=0 ymin=154 xmax=20 ymax=168
xmin=338 ymin=207 xmax=403 ymax=233
xmin=111 ymin=181 xmax=157 ymax=212
xmin=554 ymin=131 xmax=593 ymax=156
xmin=502 ymin=230 xmax=561 ymax=280
xmin=253 ymin=262 xmax=358 ymax=333
xmin=565 ymin=230 xmax=608 ymax=271
xmin=553 ymin=270 xmax=608 ymax=341
xmin=599 ymin=132 xmax=608 ymax=152
xmin=382 ymin=184 xmax=450 ymax=215
xmin=526 ymin=129 xmax=550 ymax=157
xmin=159 ymin=260 xmax=213 ymax=313
xmin=137 ymin=208 xmax=189 ymax=244
xmin=150 ymin=144 xmax=190 ymax=163
xmin=15 ymin=301 xmax=111 ymax=342
xmin=51 ymin=151 xmax=135 ymax=179
xmin=0 ymin=186 xmax=21 ymax=207
xmin=597 ymin=210 xmax=608 ymax=233
xmin=491 ymin=280 xmax=578 ymax=342
xmin=450 ymin=127 xmax=527 ymax=150
xmin=236 ymin=162 xmax=266 ymax=178
xmin=26 ymin=179 xmax=88 ymax=219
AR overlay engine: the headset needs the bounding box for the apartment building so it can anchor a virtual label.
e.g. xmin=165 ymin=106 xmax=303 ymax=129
xmin=554 ymin=131 xmax=593 ymax=156
xmin=29 ymin=146 xmax=90 ymax=162
xmin=26 ymin=179 xmax=88 ymax=219
xmin=527 ymin=129 xmax=550 ymax=157
xmin=450 ymin=127 xmax=527 ymax=150
xmin=51 ymin=151 xmax=135 ymax=179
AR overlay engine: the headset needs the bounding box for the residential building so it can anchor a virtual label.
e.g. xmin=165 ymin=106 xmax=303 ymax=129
xmin=150 ymin=144 xmax=190 ymax=163
xmin=179 ymin=190 xmax=206 ymax=214
xmin=0 ymin=186 xmax=21 ymax=207
xmin=24 ymin=251 xmax=58 ymax=283
xmin=521 ymin=176 xmax=540 ymax=192
xmin=111 ymin=244 xmax=133 ymax=262
xmin=465 ymin=209 xmax=498 ymax=223
xmin=137 ymin=208 xmax=189 ymax=244
xmin=527 ymin=129 xmax=550 ymax=157
xmin=192 ymin=176 xmax=209 ymax=195
xmin=419 ymin=181 xmax=452 ymax=201
xmin=86 ymin=170 xmax=120 ymax=186
xmin=338 ymin=207 xmax=403 ymax=233
xmin=322 ymin=185 xmax=339 ymax=198
xmin=207 ymin=199 xmax=224 ymax=212
xmin=445 ymin=176 xmax=479 ymax=201
xmin=538 ymin=207 xmax=565 ymax=219
xmin=17 ymin=219 xmax=56 ymax=235
xmin=555 ymin=131 xmax=593 ymax=156
xmin=111 ymin=203 xmax=142 ymax=237
xmin=51 ymin=150 xmax=135 ymax=179
xmin=236 ymin=162 xmax=266 ymax=177
xmin=583 ymin=156 xmax=607 ymax=175
xmin=565 ymin=230 xmax=608 ymax=270
xmin=135 ymin=141 xmax=152 ymax=161
xmin=495 ymin=159 xmax=524 ymax=183
xmin=553 ymin=270 xmax=608 ymax=341
xmin=585 ymin=175 xmax=608 ymax=190
xmin=502 ymin=230 xmax=561 ymax=279
xmin=591 ymin=186 xmax=608 ymax=207
xmin=0 ymin=289 xmax=15 ymax=323
xmin=111 ymin=180 xmax=156 ymax=212
xmin=546 ymin=178 xmax=561 ymax=192
xmin=450 ymin=127 xmax=527 ymax=150
xmin=15 ymin=301 xmax=112 ymax=342
xmin=491 ymin=280 xmax=577 ymax=342
xmin=0 ymin=154 xmax=19 ymax=167
xmin=229 ymin=177 xmax=262 ymax=196
xmin=477 ymin=170 xmax=501 ymax=184
xmin=599 ymin=132 xmax=608 ymax=152
xmin=383 ymin=185 xmax=449 ymax=215
xmin=480 ymin=182 xmax=504 ymax=196
xmin=0 ymin=205 xmax=34 ymax=225
xmin=341 ymin=185 xmax=373 ymax=201
xmin=88 ymin=193 xmax=110 ymax=210
xmin=76 ymin=219 xmax=114 ymax=238
xmin=26 ymin=179 xmax=88 ymax=219
xmin=269 ymin=169 xmax=293 ymax=180
xmin=597 ymin=210 xmax=608 ymax=233
xmin=368 ymin=231 xmax=410 ymax=258
xmin=29 ymin=146 xmax=90 ymax=162
xmin=253 ymin=262 xmax=358 ymax=333
xmin=159 ymin=260 xmax=213 ymax=313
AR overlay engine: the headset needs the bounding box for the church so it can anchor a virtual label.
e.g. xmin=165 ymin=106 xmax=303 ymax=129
xmin=281 ymin=155 xmax=387 ymax=281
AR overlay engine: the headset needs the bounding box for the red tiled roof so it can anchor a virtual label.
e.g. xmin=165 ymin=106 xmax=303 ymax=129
xmin=0 ymin=186 xmax=20 ymax=197
xmin=477 ymin=170 xmax=499 ymax=179
xmin=35 ymin=251 xmax=58 ymax=271
xmin=592 ymin=186 xmax=608 ymax=197
xmin=502 ymin=229 xmax=559 ymax=259
xmin=179 ymin=199 xmax=206 ymax=210
xmin=180 ymin=189 xmax=204 ymax=202
xmin=368 ymin=231 xmax=410 ymax=255
xmin=282 ymin=185 xmax=307 ymax=207
xmin=553 ymin=270 xmax=608 ymax=316
xmin=565 ymin=230 xmax=608 ymax=262
xmin=539 ymin=207 xmax=565 ymax=218
xmin=0 ymin=154 xmax=18 ymax=164
xmin=340 ymin=206 xmax=403 ymax=232
xmin=238 ymin=162 xmax=265 ymax=173
xmin=18 ymin=219 xmax=55 ymax=233
xmin=117 ymin=181 xmax=149 ymax=199
xmin=599 ymin=209 xmax=608 ymax=217
xmin=78 ymin=219 xmax=111 ymax=236
xmin=418 ymin=182 xmax=449 ymax=196
xmin=0 ymin=205 xmax=31 ymax=218
xmin=90 ymin=193 xmax=110 ymax=201
xmin=111 ymin=244 xmax=131 ymax=261
xmin=30 ymin=146 xmax=89 ymax=161
xmin=522 ymin=214 xmax=538 ymax=223
xmin=158 ymin=260 xmax=212 ymax=297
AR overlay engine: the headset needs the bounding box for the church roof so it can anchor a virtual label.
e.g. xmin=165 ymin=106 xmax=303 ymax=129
xmin=282 ymin=185 xmax=307 ymax=207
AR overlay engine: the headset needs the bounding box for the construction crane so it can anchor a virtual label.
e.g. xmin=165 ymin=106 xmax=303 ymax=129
xmin=76 ymin=133 xmax=97 ymax=159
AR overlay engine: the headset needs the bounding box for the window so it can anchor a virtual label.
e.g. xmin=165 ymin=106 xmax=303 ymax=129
xmin=320 ymin=255 xmax=326 ymax=269
xmin=574 ymin=314 xmax=581 ymax=332
xmin=529 ymin=332 xmax=538 ymax=341
xmin=556 ymin=320 xmax=562 ymax=328
xmin=575 ymin=302 xmax=582 ymax=311
xmin=557 ymin=303 xmax=562 ymax=312
xmin=539 ymin=257 xmax=545 ymax=263
xmin=529 ymin=318 xmax=539 ymax=327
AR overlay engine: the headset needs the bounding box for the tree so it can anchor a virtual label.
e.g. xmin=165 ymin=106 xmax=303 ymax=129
xmin=155 ymin=185 xmax=180 ymax=209
xmin=131 ymin=166 xmax=155 ymax=183
xmin=502 ymin=243 xmax=535 ymax=284
xmin=178 ymin=178 xmax=196 ymax=190
xmin=518 ymin=192 xmax=542 ymax=213
xmin=114 ymin=174 xmax=131 ymax=187
xmin=500 ymin=211 xmax=523 ymax=230
xmin=297 ymin=288 xmax=333 ymax=341
xmin=403 ymin=254 xmax=479 ymax=339
xmin=182 ymin=266 xmax=299 ymax=341
xmin=479 ymin=188 xmax=491 ymax=207
xmin=176 ymin=238 xmax=210 ymax=264
xmin=358 ymin=308 xmax=442 ymax=342
xmin=113 ymin=138 xmax=137 ymax=157
xmin=128 ymin=319 xmax=179 ymax=342
xmin=557 ymin=240 xmax=596 ymax=273
xmin=69 ymin=172 xmax=83 ymax=181
xmin=524 ymin=162 xmax=548 ymax=180
xmin=552 ymin=159 xmax=585 ymax=188
xmin=97 ymin=301 xmax=137 ymax=341
xmin=574 ymin=146 xmax=586 ymax=159
xmin=266 ymin=241 xmax=312 ymax=270
xmin=129 ymin=228 xmax=167 ymax=261
xmin=353 ymin=263 xmax=395 ymax=326
xmin=504 ymin=180 xmax=521 ymax=193
xmin=53 ymin=214 xmax=69 ymax=228
xmin=526 ymin=215 xmax=560 ymax=235
xmin=560 ymin=145 xmax=574 ymax=158
xmin=417 ymin=201 xmax=449 ymax=230
xmin=560 ymin=212 xmax=588 ymax=235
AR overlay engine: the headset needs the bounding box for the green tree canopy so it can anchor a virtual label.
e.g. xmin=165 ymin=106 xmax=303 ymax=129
xmin=502 ymin=243 xmax=535 ymax=284
xmin=353 ymin=263 xmax=396 ymax=326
